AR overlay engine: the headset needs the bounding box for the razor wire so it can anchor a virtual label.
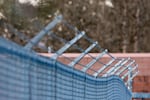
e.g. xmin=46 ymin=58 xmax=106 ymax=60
xmin=5 ymin=23 xmax=48 ymax=51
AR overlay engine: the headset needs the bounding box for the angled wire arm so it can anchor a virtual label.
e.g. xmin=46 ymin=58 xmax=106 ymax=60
xmin=116 ymin=60 xmax=136 ymax=76
xmin=106 ymin=58 xmax=130 ymax=76
xmin=69 ymin=42 xmax=98 ymax=67
xmin=93 ymin=59 xmax=115 ymax=77
xmin=24 ymin=15 xmax=62 ymax=50
xmin=51 ymin=31 xmax=85 ymax=59
xmin=81 ymin=49 xmax=108 ymax=72
xmin=121 ymin=65 xmax=138 ymax=80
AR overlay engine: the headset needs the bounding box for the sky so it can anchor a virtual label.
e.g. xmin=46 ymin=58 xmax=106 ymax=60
xmin=18 ymin=0 xmax=39 ymax=6
xmin=18 ymin=0 xmax=114 ymax=8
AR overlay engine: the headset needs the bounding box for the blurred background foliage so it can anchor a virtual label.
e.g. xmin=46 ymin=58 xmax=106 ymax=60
xmin=0 ymin=0 xmax=149 ymax=53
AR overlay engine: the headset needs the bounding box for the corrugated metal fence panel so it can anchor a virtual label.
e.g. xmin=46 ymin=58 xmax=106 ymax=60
xmin=0 ymin=38 xmax=131 ymax=100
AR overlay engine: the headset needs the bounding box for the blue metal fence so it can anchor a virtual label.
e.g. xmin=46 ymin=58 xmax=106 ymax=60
xmin=0 ymin=37 xmax=131 ymax=100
